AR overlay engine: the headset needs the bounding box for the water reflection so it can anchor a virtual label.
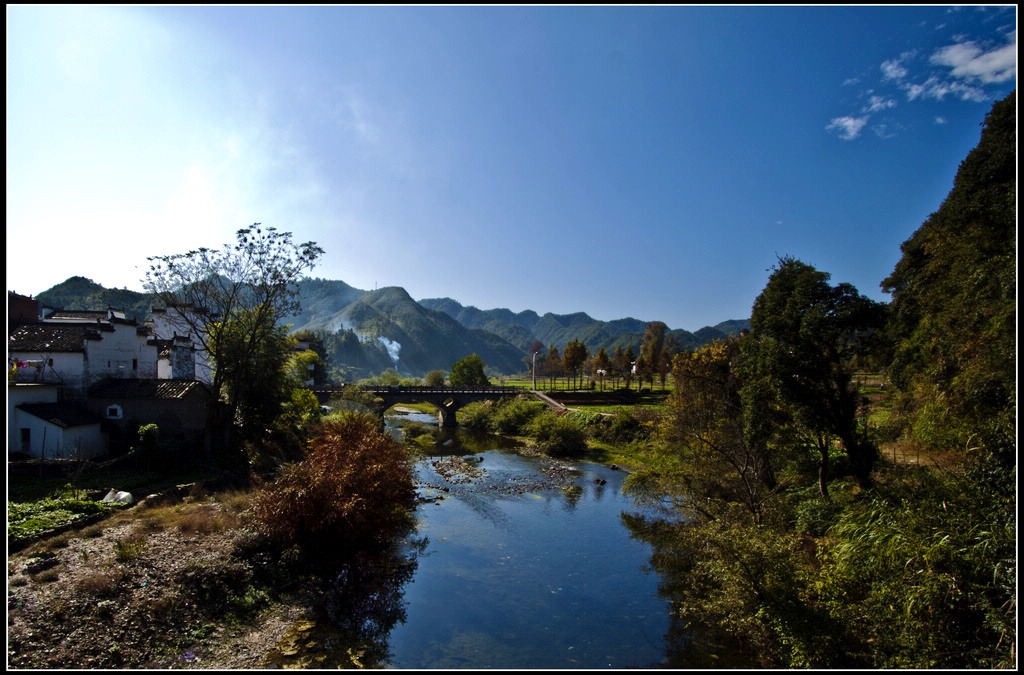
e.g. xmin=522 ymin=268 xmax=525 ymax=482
xmin=268 ymin=422 xmax=706 ymax=669
xmin=621 ymin=511 xmax=759 ymax=668
xmin=265 ymin=536 xmax=427 ymax=669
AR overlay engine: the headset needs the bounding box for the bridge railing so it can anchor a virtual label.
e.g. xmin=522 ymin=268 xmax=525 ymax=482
xmin=307 ymin=384 xmax=523 ymax=395
xmin=362 ymin=385 xmax=521 ymax=395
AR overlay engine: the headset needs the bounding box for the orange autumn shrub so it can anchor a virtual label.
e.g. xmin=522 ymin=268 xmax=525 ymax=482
xmin=250 ymin=413 xmax=415 ymax=552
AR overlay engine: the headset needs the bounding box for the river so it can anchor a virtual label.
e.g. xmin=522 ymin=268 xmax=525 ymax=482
xmin=266 ymin=409 xmax=689 ymax=669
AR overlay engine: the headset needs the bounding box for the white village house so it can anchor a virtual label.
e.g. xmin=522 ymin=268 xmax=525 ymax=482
xmin=8 ymin=299 xmax=215 ymax=459
xmin=149 ymin=305 xmax=215 ymax=383
xmin=8 ymin=313 xmax=159 ymax=391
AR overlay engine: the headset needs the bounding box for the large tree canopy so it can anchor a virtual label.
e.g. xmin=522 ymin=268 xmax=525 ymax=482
xmin=742 ymin=256 xmax=885 ymax=493
xmin=143 ymin=224 xmax=324 ymax=449
xmin=449 ymin=353 xmax=489 ymax=386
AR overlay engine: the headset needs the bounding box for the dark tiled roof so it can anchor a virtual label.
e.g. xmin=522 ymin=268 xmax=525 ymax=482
xmin=8 ymin=323 xmax=104 ymax=352
xmin=17 ymin=403 xmax=102 ymax=428
xmin=46 ymin=310 xmax=109 ymax=321
xmin=88 ymin=378 xmax=212 ymax=400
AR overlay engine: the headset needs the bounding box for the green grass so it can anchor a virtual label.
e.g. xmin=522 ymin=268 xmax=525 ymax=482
xmin=7 ymin=464 xmax=221 ymax=545
xmin=385 ymin=401 xmax=438 ymax=415
xmin=583 ymin=440 xmax=656 ymax=472
xmin=7 ymin=498 xmax=115 ymax=542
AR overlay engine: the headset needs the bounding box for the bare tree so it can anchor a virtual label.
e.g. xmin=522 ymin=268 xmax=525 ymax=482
xmin=143 ymin=224 xmax=324 ymax=451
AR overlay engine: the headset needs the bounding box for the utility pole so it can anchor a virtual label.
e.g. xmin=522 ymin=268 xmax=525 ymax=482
xmin=532 ymin=351 xmax=537 ymax=390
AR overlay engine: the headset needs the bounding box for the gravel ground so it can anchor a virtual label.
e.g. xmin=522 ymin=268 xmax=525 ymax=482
xmin=7 ymin=500 xmax=312 ymax=670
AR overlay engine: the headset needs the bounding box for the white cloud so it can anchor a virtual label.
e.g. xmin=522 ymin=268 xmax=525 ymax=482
xmin=880 ymin=58 xmax=908 ymax=81
xmin=864 ymin=95 xmax=897 ymax=113
xmin=930 ymin=31 xmax=1017 ymax=84
xmin=826 ymin=115 xmax=868 ymax=141
xmin=872 ymin=123 xmax=897 ymax=139
xmin=904 ymin=75 xmax=988 ymax=102
xmin=836 ymin=27 xmax=1015 ymax=140
xmin=934 ymin=116 xmax=947 ymax=125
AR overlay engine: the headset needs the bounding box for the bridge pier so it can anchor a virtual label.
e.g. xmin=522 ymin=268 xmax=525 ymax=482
xmin=437 ymin=401 xmax=460 ymax=428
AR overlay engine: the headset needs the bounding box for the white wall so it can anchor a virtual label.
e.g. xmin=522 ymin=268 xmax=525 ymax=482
xmin=151 ymin=307 xmax=213 ymax=383
xmin=13 ymin=413 xmax=106 ymax=460
xmin=7 ymin=384 xmax=59 ymax=450
xmin=85 ymin=322 xmax=159 ymax=384
xmin=9 ymin=352 xmax=87 ymax=389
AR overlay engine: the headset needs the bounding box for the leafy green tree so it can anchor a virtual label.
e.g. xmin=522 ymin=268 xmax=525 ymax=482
xmin=290 ymin=329 xmax=329 ymax=385
xmin=562 ymin=338 xmax=588 ymax=391
xmin=424 ymin=369 xmax=446 ymax=387
xmin=741 ymin=256 xmax=885 ymax=495
xmin=881 ymin=90 xmax=1015 ymax=460
xmin=666 ymin=337 xmax=778 ymax=521
xmin=611 ymin=344 xmax=626 ymax=389
xmin=208 ymin=310 xmax=295 ymax=440
xmin=543 ymin=344 xmax=562 ymax=389
xmin=144 ymin=224 xmax=323 ymax=450
xmin=450 ymin=354 xmax=489 ymax=386
xmin=656 ymin=348 xmax=673 ymax=389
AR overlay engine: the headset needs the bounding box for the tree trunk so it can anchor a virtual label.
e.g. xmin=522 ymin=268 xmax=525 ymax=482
xmin=817 ymin=435 xmax=831 ymax=501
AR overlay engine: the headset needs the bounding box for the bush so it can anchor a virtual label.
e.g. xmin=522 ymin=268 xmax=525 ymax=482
xmin=814 ymin=467 xmax=1015 ymax=668
xmin=249 ymin=413 xmax=416 ymax=554
xmin=565 ymin=409 xmax=606 ymax=433
xmin=791 ymin=493 xmax=843 ymax=537
xmin=528 ymin=412 xmax=587 ymax=457
xmin=457 ymin=400 xmax=493 ymax=432
xmin=113 ymin=535 xmax=147 ymax=563
xmin=137 ymin=424 xmax=160 ymax=453
xmin=491 ymin=397 xmax=544 ymax=435
xmin=594 ymin=410 xmax=650 ymax=444
xmin=622 ymin=511 xmax=846 ymax=668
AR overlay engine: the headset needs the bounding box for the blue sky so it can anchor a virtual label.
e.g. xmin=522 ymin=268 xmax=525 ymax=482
xmin=6 ymin=5 xmax=1016 ymax=332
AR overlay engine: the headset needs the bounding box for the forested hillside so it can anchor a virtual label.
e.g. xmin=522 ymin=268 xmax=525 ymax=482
xmin=36 ymin=276 xmax=153 ymax=321
xmin=418 ymin=296 xmax=748 ymax=354
xmin=28 ymin=273 xmax=748 ymax=380
xmin=882 ymin=90 xmax=1016 ymax=459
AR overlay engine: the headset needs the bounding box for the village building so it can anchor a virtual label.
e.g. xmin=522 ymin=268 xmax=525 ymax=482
xmin=86 ymin=378 xmax=213 ymax=451
xmin=10 ymin=399 xmax=107 ymax=460
xmin=7 ymin=291 xmax=40 ymax=327
xmin=8 ymin=294 xmax=221 ymax=460
xmin=8 ymin=319 xmax=159 ymax=393
xmin=149 ymin=305 xmax=216 ymax=384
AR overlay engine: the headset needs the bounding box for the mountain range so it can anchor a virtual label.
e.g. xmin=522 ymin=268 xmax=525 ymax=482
xmin=28 ymin=276 xmax=749 ymax=378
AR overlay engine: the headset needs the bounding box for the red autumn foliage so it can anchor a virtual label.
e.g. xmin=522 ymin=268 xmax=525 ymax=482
xmin=249 ymin=413 xmax=415 ymax=552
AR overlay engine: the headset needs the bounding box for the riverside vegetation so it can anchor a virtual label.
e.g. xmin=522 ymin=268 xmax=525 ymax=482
xmin=8 ymin=92 xmax=1015 ymax=668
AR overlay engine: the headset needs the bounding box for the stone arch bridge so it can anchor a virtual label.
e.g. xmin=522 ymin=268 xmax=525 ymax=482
xmin=309 ymin=385 xmax=521 ymax=427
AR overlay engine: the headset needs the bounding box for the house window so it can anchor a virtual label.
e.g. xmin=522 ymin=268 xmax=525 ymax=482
xmin=133 ymin=359 xmax=138 ymax=370
xmin=20 ymin=428 xmax=31 ymax=452
xmin=106 ymin=405 xmax=123 ymax=420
